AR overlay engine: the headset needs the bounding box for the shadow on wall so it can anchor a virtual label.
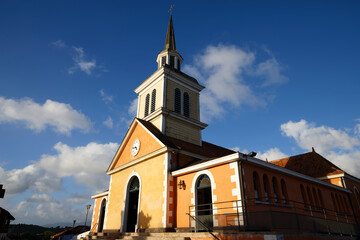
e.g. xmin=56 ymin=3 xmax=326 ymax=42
xmin=138 ymin=210 xmax=152 ymax=230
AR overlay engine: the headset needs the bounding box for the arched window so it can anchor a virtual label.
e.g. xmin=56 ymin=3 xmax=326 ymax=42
xmin=98 ymin=198 xmax=106 ymax=232
xmin=331 ymin=193 xmax=338 ymax=212
xmin=253 ymin=172 xmax=260 ymax=201
xmin=263 ymin=175 xmax=269 ymax=202
xmin=337 ymin=194 xmax=344 ymax=213
xmin=125 ymin=176 xmax=140 ymax=232
xmin=318 ymin=189 xmax=324 ymax=209
xmin=281 ymin=179 xmax=288 ymax=204
xmin=174 ymin=88 xmax=181 ymax=114
xmin=183 ymin=92 xmax=190 ymax=117
xmin=343 ymin=195 xmax=349 ymax=213
xmin=196 ymin=175 xmax=213 ymax=229
xmin=300 ymin=184 xmax=308 ymax=208
xmin=312 ymin=187 xmax=319 ymax=210
xmin=144 ymin=94 xmax=150 ymax=117
xmin=272 ymin=177 xmax=278 ymax=203
xmin=354 ymin=187 xmax=360 ymax=209
xmin=307 ymin=186 xmax=314 ymax=209
xmin=151 ymin=89 xmax=156 ymax=113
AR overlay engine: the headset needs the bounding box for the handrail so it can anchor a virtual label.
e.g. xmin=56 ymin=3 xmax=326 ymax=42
xmin=186 ymin=213 xmax=219 ymax=240
xmin=90 ymin=223 xmax=98 ymax=233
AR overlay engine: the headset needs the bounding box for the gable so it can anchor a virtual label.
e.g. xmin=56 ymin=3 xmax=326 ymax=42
xmin=107 ymin=119 xmax=165 ymax=172
xmin=270 ymin=151 xmax=344 ymax=178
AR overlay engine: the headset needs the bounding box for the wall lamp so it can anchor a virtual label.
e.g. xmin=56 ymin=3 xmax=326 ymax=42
xmin=178 ymin=180 xmax=185 ymax=190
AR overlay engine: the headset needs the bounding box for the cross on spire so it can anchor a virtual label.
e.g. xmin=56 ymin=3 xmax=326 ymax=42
xmin=168 ymin=5 xmax=174 ymax=15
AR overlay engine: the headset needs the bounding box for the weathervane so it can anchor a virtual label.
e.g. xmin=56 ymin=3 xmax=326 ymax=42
xmin=169 ymin=5 xmax=174 ymax=15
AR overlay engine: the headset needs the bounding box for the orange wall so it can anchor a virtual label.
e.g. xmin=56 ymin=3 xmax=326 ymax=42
xmin=242 ymin=161 xmax=354 ymax=223
xmin=175 ymin=162 xmax=239 ymax=228
xmin=90 ymin=195 xmax=107 ymax=233
xmin=112 ymin=121 xmax=163 ymax=169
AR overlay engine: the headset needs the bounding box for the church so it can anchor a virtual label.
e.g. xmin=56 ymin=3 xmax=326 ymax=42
xmin=88 ymin=15 xmax=360 ymax=239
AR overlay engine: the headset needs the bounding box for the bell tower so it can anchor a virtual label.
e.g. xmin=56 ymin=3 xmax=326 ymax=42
xmin=134 ymin=15 xmax=207 ymax=146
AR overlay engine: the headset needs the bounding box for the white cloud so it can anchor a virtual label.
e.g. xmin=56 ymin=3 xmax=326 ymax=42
xmin=51 ymin=40 xmax=66 ymax=48
xmin=254 ymin=57 xmax=288 ymax=87
xmin=103 ymin=116 xmax=113 ymax=128
xmin=355 ymin=119 xmax=360 ymax=135
xmin=128 ymin=98 xmax=138 ymax=117
xmin=12 ymin=195 xmax=86 ymax=226
xmin=99 ymin=89 xmax=114 ymax=104
xmin=281 ymin=119 xmax=360 ymax=178
xmin=0 ymin=165 xmax=62 ymax=195
xmin=281 ymin=120 xmax=360 ymax=153
xmin=183 ymin=44 xmax=287 ymax=122
xmin=0 ymin=97 xmax=92 ymax=134
xmin=257 ymin=148 xmax=288 ymax=161
xmin=0 ymin=141 xmax=118 ymax=225
xmin=68 ymin=47 xmax=96 ymax=75
xmin=38 ymin=142 xmax=118 ymax=192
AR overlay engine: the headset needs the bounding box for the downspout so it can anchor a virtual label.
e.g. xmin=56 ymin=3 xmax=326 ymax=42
xmin=237 ymin=157 xmax=247 ymax=229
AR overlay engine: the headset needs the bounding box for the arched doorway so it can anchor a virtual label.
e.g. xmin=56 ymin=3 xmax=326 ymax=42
xmin=196 ymin=174 xmax=213 ymax=230
xmin=125 ymin=176 xmax=140 ymax=232
xmin=97 ymin=198 xmax=106 ymax=232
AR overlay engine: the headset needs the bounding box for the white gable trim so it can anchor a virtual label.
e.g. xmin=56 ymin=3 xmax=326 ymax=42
xmin=107 ymin=118 xmax=166 ymax=172
xmin=107 ymin=147 xmax=168 ymax=175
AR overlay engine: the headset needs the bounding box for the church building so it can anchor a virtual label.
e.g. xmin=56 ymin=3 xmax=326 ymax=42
xmin=89 ymin=16 xmax=360 ymax=239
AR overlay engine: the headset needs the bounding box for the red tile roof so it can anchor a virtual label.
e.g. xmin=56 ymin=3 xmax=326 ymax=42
xmin=270 ymin=151 xmax=344 ymax=178
xmin=51 ymin=225 xmax=89 ymax=239
xmin=167 ymin=137 xmax=235 ymax=159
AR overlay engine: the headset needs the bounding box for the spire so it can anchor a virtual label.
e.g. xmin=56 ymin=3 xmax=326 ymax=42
xmin=164 ymin=15 xmax=176 ymax=51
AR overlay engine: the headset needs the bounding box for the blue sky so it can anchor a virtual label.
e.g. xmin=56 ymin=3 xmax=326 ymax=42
xmin=1 ymin=1 xmax=360 ymax=226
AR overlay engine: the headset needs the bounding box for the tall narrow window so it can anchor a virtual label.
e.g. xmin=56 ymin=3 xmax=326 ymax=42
xmin=170 ymin=56 xmax=175 ymax=68
xmin=300 ymin=184 xmax=308 ymax=207
xmin=331 ymin=193 xmax=338 ymax=212
xmin=162 ymin=56 xmax=166 ymax=66
xmin=144 ymin=94 xmax=150 ymax=117
xmin=183 ymin=92 xmax=190 ymax=117
xmin=307 ymin=186 xmax=314 ymax=209
xmin=253 ymin=172 xmax=260 ymax=201
xmin=312 ymin=187 xmax=319 ymax=210
xmin=272 ymin=177 xmax=278 ymax=203
xmin=174 ymin=88 xmax=181 ymax=114
xmin=177 ymin=58 xmax=181 ymax=71
xmin=151 ymin=89 xmax=156 ymax=113
xmin=263 ymin=175 xmax=269 ymax=202
xmin=318 ymin=189 xmax=324 ymax=209
xmin=281 ymin=179 xmax=288 ymax=204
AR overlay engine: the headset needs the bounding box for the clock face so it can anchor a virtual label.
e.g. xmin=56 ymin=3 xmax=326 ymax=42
xmin=131 ymin=139 xmax=140 ymax=156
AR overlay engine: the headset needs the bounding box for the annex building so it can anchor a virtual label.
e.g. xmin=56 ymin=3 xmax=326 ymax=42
xmin=88 ymin=16 xmax=360 ymax=240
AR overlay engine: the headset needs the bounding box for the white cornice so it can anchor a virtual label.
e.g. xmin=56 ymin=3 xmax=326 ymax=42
xmin=344 ymin=173 xmax=360 ymax=184
xmin=171 ymin=152 xmax=350 ymax=193
xmin=91 ymin=191 xmax=109 ymax=199
xmin=107 ymin=147 xmax=169 ymax=175
xmin=134 ymin=68 xmax=165 ymax=94
xmin=318 ymin=174 xmax=345 ymax=180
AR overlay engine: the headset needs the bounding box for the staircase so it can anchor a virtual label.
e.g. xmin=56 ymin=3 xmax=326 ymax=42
xmin=85 ymin=232 xmax=216 ymax=240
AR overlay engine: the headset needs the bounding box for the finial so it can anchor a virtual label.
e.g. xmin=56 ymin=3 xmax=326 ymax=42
xmin=168 ymin=5 xmax=174 ymax=15
xmin=312 ymin=147 xmax=315 ymax=152
xmin=266 ymin=158 xmax=268 ymax=162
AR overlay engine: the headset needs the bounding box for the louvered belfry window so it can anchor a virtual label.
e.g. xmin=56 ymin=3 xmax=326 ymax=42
xmin=151 ymin=89 xmax=156 ymax=113
xmin=174 ymin=88 xmax=181 ymax=114
xmin=144 ymin=94 xmax=150 ymax=117
xmin=183 ymin=92 xmax=190 ymax=117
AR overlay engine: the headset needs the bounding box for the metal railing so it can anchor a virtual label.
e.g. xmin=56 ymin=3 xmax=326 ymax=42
xmin=187 ymin=197 xmax=360 ymax=237
xmin=186 ymin=213 xmax=220 ymax=240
